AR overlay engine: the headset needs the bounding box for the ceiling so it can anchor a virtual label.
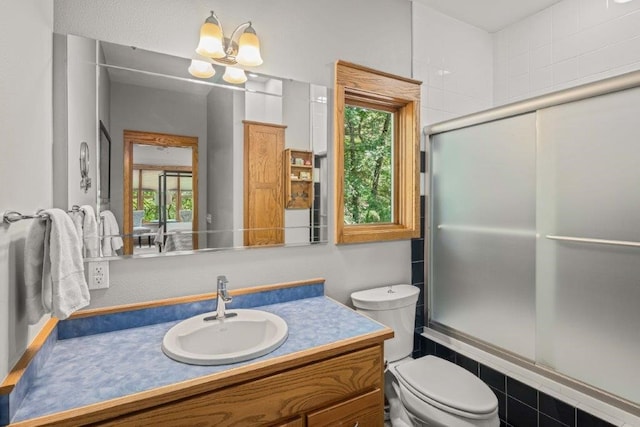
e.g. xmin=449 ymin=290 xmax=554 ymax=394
xmin=416 ymin=0 xmax=562 ymax=32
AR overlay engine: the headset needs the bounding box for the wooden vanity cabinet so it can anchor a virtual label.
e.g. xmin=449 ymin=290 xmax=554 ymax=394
xmin=306 ymin=388 xmax=382 ymax=426
xmin=274 ymin=418 xmax=305 ymax=427
xmin=91 ymin=345 xmax=385 ymax=427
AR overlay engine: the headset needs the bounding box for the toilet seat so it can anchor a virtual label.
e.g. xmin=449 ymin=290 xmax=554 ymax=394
xmin=393 ymin=356 xmax=498 ymax=420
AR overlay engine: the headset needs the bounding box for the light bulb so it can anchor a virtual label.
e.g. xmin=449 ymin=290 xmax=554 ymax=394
xmin=236 ymin=27 xmax=263 ymax=67
xmin=188 ymin=59 xmax=215 ymax=78
xmin=195 ymin=15 xmax=225 ymax=58
xmin=223 ymin=66 xmax=247 ymax=84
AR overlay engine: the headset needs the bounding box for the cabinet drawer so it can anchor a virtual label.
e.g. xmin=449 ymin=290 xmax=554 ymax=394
xmin=306 ymin=388 xmax=383 ymax=427
xmin=274 ymin=417 xmax=304 ymax=427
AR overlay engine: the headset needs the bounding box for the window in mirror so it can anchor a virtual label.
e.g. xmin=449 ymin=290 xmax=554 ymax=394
xmin=334 ymin=61 xmax=421 ymax=244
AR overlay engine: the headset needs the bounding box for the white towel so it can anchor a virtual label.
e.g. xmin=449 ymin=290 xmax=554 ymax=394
xmin=69 ymin=210 xmax=85 ymax=254
xmin=100 ymin=210 xmax=123 ymax=256
xmin=24 ymin=216 xmax=49 ymax=324
xmin=24 ymin=209 xmax=90 ymax=323
xmin=80 ymin=205 xmax=100 ymax=257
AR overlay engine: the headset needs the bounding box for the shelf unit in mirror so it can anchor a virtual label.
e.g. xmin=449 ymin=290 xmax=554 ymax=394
xmin=285 ymin=149 xmax=313 ymax=209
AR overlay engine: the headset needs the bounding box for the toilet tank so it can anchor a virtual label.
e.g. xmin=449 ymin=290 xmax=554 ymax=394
xmin=351 ymin=285 xmax=420 ymax=362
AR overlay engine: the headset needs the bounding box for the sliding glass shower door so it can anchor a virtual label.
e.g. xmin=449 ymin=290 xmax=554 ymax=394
xmin=430 ymin=85 xmax=640 ymax=405
xmin=430 ymin=113 xmax=537 ymax=359
xmin=536 ymin=86 xmax=640 ymax=404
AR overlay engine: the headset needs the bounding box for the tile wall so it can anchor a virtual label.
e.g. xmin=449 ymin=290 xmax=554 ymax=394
xmin=416 ymin=336 xmax=619 ymax=427
xmin=494 ymin=0 xmax=640 ymax=105
xmin=412 ymin=1 xmax=494 ymax=127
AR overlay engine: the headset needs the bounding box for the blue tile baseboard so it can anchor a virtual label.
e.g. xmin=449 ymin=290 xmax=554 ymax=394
xmin=416 ymin=336 xmax=617 ymax=427
xmin=58 ymin=282 xmax=324 ymax=339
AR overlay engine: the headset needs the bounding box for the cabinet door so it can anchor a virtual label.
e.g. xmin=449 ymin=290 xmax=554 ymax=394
xmin=306 ymin=388 xmax=383 ymax=427
xmin=243 ymin=121 xmax=286 ymax=246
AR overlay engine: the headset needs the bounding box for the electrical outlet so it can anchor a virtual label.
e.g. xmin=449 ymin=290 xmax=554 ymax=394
xmin=88 ymin=261 xmax=109 ymax=290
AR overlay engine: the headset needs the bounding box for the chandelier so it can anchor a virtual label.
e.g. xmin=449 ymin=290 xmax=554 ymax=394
xmin=188 ymin=11 xmax=263 ymax=84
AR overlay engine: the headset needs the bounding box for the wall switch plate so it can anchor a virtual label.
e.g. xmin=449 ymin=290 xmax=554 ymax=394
xmin=88 ymin=260 xmax=109 ymax=290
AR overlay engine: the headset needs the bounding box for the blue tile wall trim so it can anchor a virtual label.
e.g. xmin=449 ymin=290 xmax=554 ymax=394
xmin=1 ymin=325 xmax=58 ymax=427
xmin=58 ymin=282 xmax=324 ymax=340
xmin=416 ymin=336 xmax=617 ymax=427
xmin=411 ymin=197 xmax=426 ymax=357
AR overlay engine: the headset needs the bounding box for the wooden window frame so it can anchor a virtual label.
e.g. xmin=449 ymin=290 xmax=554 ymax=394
xmin=334 ymin=60 xmax=421 ymax=244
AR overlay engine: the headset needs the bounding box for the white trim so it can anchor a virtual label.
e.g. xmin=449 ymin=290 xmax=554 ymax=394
xmin=424 ymin=70 xmax=640 ymax=136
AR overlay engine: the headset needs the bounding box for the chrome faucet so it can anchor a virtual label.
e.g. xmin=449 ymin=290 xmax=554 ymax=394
xmin=214 ymin=275 xmax=235 ymax=320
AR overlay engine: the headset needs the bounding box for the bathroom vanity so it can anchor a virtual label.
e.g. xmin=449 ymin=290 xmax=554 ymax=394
xmin=1 ymin=279 xmax=392 ymax=427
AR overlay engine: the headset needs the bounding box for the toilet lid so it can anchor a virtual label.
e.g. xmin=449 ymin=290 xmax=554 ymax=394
xmin=394 ymin=356 xmax=498 ymax=416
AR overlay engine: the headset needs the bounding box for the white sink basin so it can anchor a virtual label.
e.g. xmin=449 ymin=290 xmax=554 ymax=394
xmin=162 ymin=309 xmax=288 ymax=365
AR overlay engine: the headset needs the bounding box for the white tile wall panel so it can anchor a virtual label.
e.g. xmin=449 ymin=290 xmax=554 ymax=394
xmin=493 ymin=0 xmax=640 ymax=105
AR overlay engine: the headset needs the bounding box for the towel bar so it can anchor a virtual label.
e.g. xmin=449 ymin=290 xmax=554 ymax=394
xmin=2 ymin=210 xmax=49 ymax=225
xmin=546 ymin=234 xmax=640 ymax=248
xmin=2 ymin=206 xmax=81 ymax=225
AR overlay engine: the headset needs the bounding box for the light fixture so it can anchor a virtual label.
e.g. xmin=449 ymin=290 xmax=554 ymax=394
xmin=613 ymin=0 xmax=633 ymax=3
xmin=190 ymin=11 xmax=264 ymax=84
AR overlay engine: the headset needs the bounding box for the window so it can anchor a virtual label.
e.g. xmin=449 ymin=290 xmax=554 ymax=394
xmin=334 ymin=61 xmax=421 ymax=244
xmin=343 ymin=104 xmax=394 ymax=224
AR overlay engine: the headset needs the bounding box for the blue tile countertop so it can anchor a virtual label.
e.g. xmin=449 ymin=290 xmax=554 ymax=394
xmin=11 ymin=295 xmax=386 ymax=423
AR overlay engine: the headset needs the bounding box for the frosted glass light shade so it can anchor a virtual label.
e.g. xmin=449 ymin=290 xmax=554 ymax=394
xmin=188 ymin=59 xmax=215 ymax=78
xmin=196 ymin=21 xmax=225 ymax=59
xmin=236 ymin=30 xmax=263 ymax=66
xmin=223 ymin=66 xmax=247 ymax=84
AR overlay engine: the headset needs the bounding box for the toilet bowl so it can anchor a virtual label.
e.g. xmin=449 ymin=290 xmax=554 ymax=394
xmin=351 ymin=285 xmax=499 ymax=427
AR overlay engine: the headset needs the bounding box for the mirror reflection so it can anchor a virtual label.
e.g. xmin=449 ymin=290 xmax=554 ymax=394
xmin=55 ymin=34 xmax=329 ymax=258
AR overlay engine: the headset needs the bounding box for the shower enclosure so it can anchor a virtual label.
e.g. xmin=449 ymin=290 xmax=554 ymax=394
xmin=427 ymin=70 xmax=640 ymax=411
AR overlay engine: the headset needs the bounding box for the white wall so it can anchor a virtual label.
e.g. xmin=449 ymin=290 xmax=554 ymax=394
xmin=494 ymin=0 xmax=640 ymax=105
xmin=412 ymin=1 xmax=494 ymax=127
xmin=66 ymin=36 xmax=98 ymax=208
xmin=207 ymin=87 xmax=235 ymax=248
xmin=0 ymin=0 xmax=53 ymax=381
xmin=52 ymin=0 xmax=413 ymax=312
xmin=54 ymin=0 xmax=411 ymax=88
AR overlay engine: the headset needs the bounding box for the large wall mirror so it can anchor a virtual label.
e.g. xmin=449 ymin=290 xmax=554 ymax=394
xmin=53 ymin=34 xmax=329 ymax=259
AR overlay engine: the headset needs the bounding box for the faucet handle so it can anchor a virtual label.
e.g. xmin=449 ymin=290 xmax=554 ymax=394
xmin=217 ymin=275 xmax=228 ymax=285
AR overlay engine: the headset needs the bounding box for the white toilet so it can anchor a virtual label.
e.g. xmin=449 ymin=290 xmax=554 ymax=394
xmin=351 ymin=285 xmax=499 ymax=427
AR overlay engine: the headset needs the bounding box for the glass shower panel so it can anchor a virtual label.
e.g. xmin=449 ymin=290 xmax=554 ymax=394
xmin=431 ymin=113 xmax=537 ymax=359
xmin=536 ymin=87 xmax=640 ymax=403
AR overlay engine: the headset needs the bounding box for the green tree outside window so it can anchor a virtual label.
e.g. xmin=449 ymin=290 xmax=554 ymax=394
xmin=343 ymin=105 xmax=393 ymax=224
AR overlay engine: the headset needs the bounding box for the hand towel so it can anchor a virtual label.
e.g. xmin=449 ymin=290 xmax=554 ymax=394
xmin=24 ymin=209 xmax=90 ymax=323
xmin=43 ymin=208 xmax=90 ymax=319
xmin=24 ymin=216 xmax=49 ymax=324
xmin=99 ymin=210 xmax=123 ymax=256
xmin=80 ymin=205 xmax=100 ymax=257
xmin=69 ymin=210 xmax=84 ymax=250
